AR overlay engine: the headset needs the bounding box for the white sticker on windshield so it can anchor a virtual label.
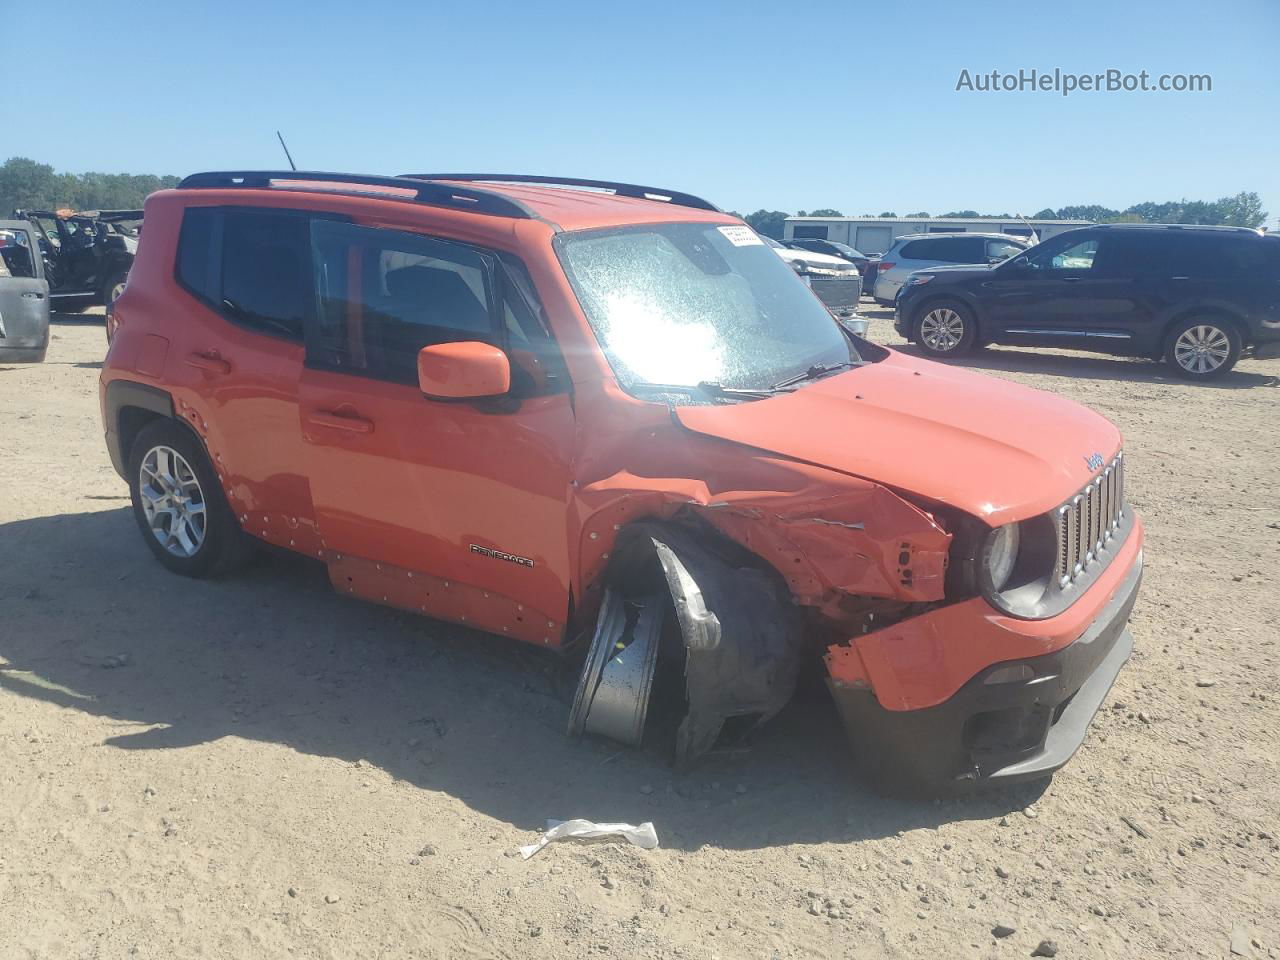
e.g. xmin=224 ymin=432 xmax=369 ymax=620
xmin=718 ymin=225 xmax=764 ymax=247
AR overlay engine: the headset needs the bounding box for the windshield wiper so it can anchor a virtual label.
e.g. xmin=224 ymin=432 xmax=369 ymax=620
xmin=629 ymin=381 xmax=782 ymax=403
xmin=770 ymin=361 xmax=860 ymax=390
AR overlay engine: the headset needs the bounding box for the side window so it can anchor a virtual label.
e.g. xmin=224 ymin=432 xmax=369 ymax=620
xmin=1213 ymin=238 xmax=1271 ymax=280
xmin=220 ymin=211 xmax=310 ymax=341
xmin=941 ymin=237 xmax=986 ymax=263
xmin=309 ymin=220 xmax=498 ymax=386
xmin=1098 ymin=234 xmax=1172 ymax=277
xmin=0 ymin=228 xmax=37 ymax=278
xmin=1028 ymin=235 xmax=1100 ymax=272
xmin=176 ymin=207 xmax=219 ymax=305
xmin=899 ymin=239 xmax=935 ymax=259
xmin=497 ymin=254 xmax=569 ymax=395
xmin=987 ymin=239 xmax=1026 ymax=261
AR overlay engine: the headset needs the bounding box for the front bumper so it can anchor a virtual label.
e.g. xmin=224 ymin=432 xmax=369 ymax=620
xmin=828 ymin=541 xmax=1142 ymax=792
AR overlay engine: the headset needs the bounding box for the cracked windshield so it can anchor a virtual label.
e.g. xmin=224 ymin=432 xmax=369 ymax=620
xmin=557 ymin=222 xmax=858 ymax=398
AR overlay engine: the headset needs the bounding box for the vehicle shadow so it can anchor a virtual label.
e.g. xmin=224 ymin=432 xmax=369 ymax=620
xmin=50 ymin=310 xmax=104 ymax=326
xmin=0 ymin=508 xmax=1045 ymax=851
xmin=892 ymin=343 xmax=1279 ymax=389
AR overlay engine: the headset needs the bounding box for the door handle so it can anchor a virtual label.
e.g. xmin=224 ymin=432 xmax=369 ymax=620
xmin=185 ymin=352 xmax=231 ymax=374
xmin=1060 ymin=276 xmax=1084 ymax=283
xmin=308 ymin=410 xmax=374 ymax=434
xmin=22 ymin=291 xmax=45 ymax=300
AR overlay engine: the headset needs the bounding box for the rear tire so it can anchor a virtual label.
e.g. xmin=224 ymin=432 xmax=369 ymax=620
xmin=914 ymin=300 xmax=977 ymax=358
xmin=103 ymin=269 xmax=129 ymax=308
xmin=127 ymin=419 xmax=254 ymax=578
xmin=1164 ymin=317 xmax=1240 ymax=380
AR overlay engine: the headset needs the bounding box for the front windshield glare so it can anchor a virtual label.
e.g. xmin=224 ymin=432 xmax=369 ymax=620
xmin=557 ymin=223 xmax=857 ymax=395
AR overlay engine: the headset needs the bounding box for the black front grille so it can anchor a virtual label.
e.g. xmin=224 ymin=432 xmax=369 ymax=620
xmin=1055 ymin=452 xmax=1125 ymax=586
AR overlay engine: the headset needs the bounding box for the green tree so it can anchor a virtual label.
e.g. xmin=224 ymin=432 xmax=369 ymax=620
xmin=1213 ymin=191 xmax=1267 ymax=228
xmin=742 ymin=209 xmax=791 ymax=239
xmin=1055 ymin=204 xmax=1119 ymax=222
xmin=904 ymin=211 xmax=931 ymax=218
xmin=0 ymin=156 xmax=179 ymax=215
xmin=940 ymin=210 xmax=981 ymax=218
xmin=877 ymin=211 xmax=897 ymax=218
xmin=1031 ymin=208 xmax=1057 ymax=219
xmin=806 ymin=208 xmax=843 ymax=217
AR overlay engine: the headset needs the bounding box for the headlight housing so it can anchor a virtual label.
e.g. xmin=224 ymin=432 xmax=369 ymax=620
xmin=982 ymin=523 xmax=1021 ymax=591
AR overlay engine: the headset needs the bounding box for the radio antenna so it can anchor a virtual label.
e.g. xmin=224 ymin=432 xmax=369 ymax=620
xmin=276 ymin=131 xmax=297 ymax=171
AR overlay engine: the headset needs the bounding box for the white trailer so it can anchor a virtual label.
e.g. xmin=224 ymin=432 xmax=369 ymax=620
xmin=783 ymin=216 xmax=1092 ymax=254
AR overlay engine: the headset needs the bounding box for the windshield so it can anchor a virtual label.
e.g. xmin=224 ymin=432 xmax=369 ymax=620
xmin=556 ymin=222 xmax=859 ymax=398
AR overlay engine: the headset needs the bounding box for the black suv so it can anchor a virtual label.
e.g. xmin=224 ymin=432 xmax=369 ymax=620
xmin=894 ymin=224 xmax=1280 ymax=380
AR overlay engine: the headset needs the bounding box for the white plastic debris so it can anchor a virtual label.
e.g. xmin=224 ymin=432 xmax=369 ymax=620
xmin=519 ymin=819 xmax=659 ymax=860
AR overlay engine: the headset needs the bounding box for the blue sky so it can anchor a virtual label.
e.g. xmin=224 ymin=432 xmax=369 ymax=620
xmin=6 ymin=0 xmax=1277 ymax=227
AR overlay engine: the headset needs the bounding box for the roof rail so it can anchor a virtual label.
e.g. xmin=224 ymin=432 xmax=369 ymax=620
xmin=399 ymin=173 xmax=721 ymax=213
xmin=1093 ymin=222 xmax=1261 ymax=235
xmin=176 ymin=171 xmax=539 ymax=221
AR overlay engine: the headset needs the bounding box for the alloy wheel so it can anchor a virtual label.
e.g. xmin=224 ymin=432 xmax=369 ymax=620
xmin=138 ymin=445 xmax=207 ymax=558
xmin=1173 ymin=324 xmax=1231 ymax=375
xmin=110 ymin=279 xmax=128 ymax=303
xmin=920 ymin=308 xmax=965 ymax=352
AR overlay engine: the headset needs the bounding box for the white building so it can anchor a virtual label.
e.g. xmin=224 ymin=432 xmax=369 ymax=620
xmin=782 ymin=216 xmax=1092 ymax=254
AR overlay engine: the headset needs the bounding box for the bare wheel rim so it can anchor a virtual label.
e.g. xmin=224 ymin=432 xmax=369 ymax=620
xmin=139 ymin=445 xmax=207 ymax=558
xmin=1173 ymin=324 xmax=1231 ymax=374
xmin=110 ymin=280 xmax=127 ymax=302
xmin=920 ymin=307 xmax=965 ymax=351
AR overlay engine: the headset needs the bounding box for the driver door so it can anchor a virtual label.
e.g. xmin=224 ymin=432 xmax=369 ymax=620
xmin=297 ymin=218 xmax=577 ymax=644
xmin=985 ymin=231 xmax=1106 ymax=338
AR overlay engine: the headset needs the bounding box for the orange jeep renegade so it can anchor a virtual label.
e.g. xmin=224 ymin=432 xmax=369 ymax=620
xmin=101 ymin=171 xmax=1143 ymax=794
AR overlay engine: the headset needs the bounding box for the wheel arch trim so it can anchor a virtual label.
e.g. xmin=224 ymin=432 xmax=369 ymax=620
xmin=104 ymin=380 xmax=175 ymax=479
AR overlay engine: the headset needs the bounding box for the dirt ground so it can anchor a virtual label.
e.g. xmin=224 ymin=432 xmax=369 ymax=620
xmin=2 ymin=306 xmax=1278 ymax=960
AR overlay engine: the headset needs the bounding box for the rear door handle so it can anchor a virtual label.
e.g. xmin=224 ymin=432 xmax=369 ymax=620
xmin=308 ymin=410 xmax=374 ymax=434
xmin=1060 ymin=276 xmax=1084 ymax=283
xmin=185 ymin=352 xmax=231 ymax=374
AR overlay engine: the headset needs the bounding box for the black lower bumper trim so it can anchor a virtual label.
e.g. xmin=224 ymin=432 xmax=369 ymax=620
xmin=830 ymin=553 xmax=1142 ymax=794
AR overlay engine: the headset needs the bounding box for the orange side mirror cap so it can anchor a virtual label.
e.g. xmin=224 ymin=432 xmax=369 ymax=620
xmin=417 ymin=341 xmax=511 ymax=400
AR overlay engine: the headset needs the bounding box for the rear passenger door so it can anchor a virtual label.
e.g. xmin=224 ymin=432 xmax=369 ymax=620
xmin=297 ymin=219 xmax=577 ymax=644
xmin=167 ymin=206 xmax=321 ymax=553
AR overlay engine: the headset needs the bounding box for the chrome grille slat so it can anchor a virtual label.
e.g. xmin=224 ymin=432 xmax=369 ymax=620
xmin=1055 ymin=451 xmax=1125 ymax=587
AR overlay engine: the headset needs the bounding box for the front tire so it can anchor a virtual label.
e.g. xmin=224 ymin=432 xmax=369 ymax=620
xmin=127 ymin=419 xmax=253 ymax=577
xmin=1164 ymin=317 xmax=1240 ymax=380
xmin=914 ymin=300 xmax=977 ymax=358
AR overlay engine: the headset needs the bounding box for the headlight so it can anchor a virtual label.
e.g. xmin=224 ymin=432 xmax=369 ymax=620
xmin=982 ymin=523 xmax=1021 ymax=591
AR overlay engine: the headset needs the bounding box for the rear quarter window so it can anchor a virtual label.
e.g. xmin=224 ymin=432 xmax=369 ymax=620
xmin=176 ymin=208 xmax=218 ymax=305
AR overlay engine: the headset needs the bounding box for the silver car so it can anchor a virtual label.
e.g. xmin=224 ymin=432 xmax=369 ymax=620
xmin=0 ymin=220 xmax=50 ymax=363
xmin=871 ymin=232 xmax=1030 ymax=305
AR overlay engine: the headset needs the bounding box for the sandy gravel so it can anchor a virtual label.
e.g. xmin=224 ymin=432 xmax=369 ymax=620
xmin=2 ymin=308 xmax=1278 ymax=960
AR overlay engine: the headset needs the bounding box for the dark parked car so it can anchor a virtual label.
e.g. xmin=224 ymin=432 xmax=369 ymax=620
xmin=894 ymin=224 xmax=1280 ymax=380
xmin=16 ymin=209 xmax=140 ymax=310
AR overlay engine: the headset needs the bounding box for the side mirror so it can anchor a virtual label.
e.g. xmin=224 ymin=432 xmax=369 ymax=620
xmin=417 ymin=342 xmax=511 ymax=400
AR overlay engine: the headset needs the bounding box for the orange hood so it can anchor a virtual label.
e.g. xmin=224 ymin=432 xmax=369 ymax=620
xmin=674 ymin=351 xmax=1121 ymax=526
